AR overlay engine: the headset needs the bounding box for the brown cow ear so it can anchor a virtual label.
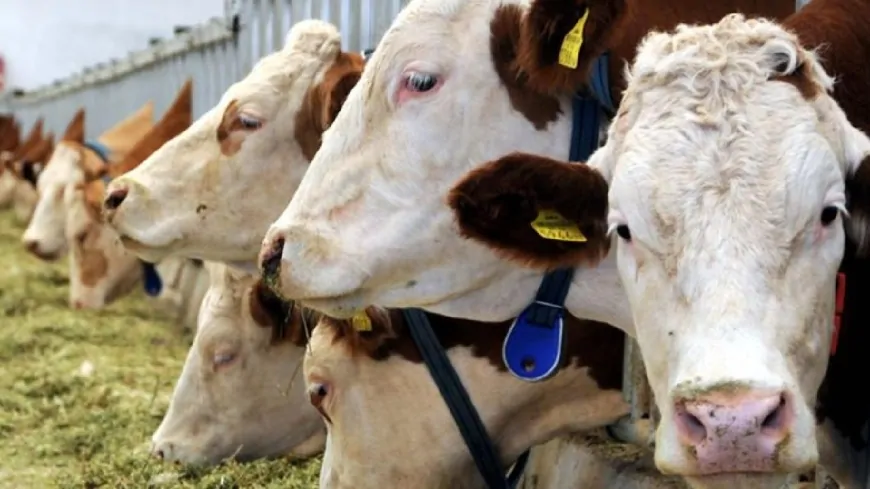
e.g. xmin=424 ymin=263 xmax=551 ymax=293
xmin=322 ymin=69 xmax=361 ymax=127
xmin=447 ymin=152 xmax=611 ymax=270
xmin=62 ymin=108 xmax=86 ymax=143
xmin=516 ymin=0 xmax=629 ymax=94
xmin=846 ymin=156 xmax=870 ymax=256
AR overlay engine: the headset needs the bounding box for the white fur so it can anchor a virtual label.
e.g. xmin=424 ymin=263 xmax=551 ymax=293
xmin=151 ymin=262 xmax=325 ymax=464
xmin=104 ymin=20 xmax=349 ymax=265
xmin=590 ymin=14 xmax=870 ymax=484
xmin=262 ymin=0 xmax=635 ymax=336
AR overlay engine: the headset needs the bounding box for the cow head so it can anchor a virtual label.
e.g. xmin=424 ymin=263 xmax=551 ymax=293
xmin=300 ymin=304 xmax=627 ymax=489
xmin=0 ymin=118 xmax=41 ymax=209
xmin=64 ymin=80 xmax=193 ymax=310
xmin=22 ymin=103 xmax=154 ymax=262
xmin=151 ymin=264 xmax=325 ymax=465
xmin=102 ymin=20 xmax=364 ymax=266
xmin=257 ymin=0 xmax=632 ymax=329
xmin=447 ymin=14 xmax=870 ymax=487
xmin=22 ymin=108 xmax=87 ymax=260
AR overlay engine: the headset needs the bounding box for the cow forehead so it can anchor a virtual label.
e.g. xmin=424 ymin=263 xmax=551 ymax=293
xmin=362 ymin=0 xmax=517 ymax=85
xmin=38 ymin=143 xmax=80 ymax=187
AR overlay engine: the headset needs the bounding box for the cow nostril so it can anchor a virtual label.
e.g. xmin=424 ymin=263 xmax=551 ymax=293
xmin=761 ymin=394 xmax=788 ymax=432
xmin=261 ymin=237 xmax=285 ymax=280
xmin=154 ymin=449 xmax=164 ymax=460
xmin=104 ymin=188 xmax=129 ymax=210
xmin=674 ymin=405 xmax=708 ymax=445
xmin=72 ymin=300 xmax=83 ymax=310
xmin=24 ymin=240 xmax=38 ymax=254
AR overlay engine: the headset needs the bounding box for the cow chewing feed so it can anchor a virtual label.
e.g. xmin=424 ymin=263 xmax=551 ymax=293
xmin=445 ymin=8 xmax=870 ymax=489
xmin=101 ymin=19 xmax=363 ymax=268
xmin=63 ymin=79 xmax=196 ymax=311
xmin=22 ymin=102 xmax=154 ymax=261
xmin=150 ymin=262 xmax=326 ymax=465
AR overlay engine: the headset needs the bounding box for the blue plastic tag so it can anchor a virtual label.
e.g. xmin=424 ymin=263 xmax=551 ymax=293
xmin=502 ymin=302 xmax=565 ymax=382
xmin=142 ymin=262 xmax=163 ymax=297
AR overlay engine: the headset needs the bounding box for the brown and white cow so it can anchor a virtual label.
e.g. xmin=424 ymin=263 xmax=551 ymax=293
xmin=6 ymin=131 xmax=55 ymax=224
xmin=23 ymin=103 xmax=154 ymax=260
xmin=100 ymin=19 xmax=363 ymax=268
xmin=253 ymin=0 xmax=823 ymax=488
xmin=150 ymin=262 xmax=326 ymax=465
xmin=63 ymin=80 xmax=196 ymax=310
xmin=246 ymin=281 xmax=630 ymax=488
xmin=0 ymin=118 xmax=40 ymax=210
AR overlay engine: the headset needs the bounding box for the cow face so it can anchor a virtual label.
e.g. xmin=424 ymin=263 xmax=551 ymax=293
xmin=447 ymin=14 xmax=870 ymax=487
xmin=150 ymin=263 xmax=325 ymax=465
xmin=102 ymin=20 xmax=363 ymax=267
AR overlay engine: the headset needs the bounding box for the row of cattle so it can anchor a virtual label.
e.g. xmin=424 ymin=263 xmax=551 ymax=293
xmin=2 ymin=0 xmax=869 ymax=487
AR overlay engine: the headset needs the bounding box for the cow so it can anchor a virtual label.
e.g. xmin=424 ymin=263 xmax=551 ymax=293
xmin=441 ymin=5 xmax=870 ymax=489
xmin=6 ymin=131 xmax=54 ymax=224
xmin=150 ymin=262 xmax=326 ymax=465
xmin=247 ymin=279 xmax=632 ymax=488
xmin=0 ymin=118 xmax=41 ymax=210
xmin=63 ymin=80 xmax=197 ymax=311
xmin=100 ymin=19 xmax=364 ymax=269
xmin=250 ymin=0 xmax=828 ymax=488
xmin=22 ymin=102 xmax=154 ymax=260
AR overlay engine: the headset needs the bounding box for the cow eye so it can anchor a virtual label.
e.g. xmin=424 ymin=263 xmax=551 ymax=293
xmin=820 ymin=206 xmax=839 ymax=227
xmin=237 ymin=113 xmax=262 ymax=130
xmin=405 ymin=72 xmax=438 ymax=92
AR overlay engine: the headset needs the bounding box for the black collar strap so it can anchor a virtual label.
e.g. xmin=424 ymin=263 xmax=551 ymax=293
xmin=404 ymin=308 xmax=529 ymax=488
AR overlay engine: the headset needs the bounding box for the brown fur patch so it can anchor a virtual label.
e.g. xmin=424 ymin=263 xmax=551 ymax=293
xmin=448 ymin=152 xmax=611 ymax=270
xmin=249 ymin=279 xmax=623 ymax=390
xmin=771 ymin=52 xmax=821 ymax=100
xmin=490 ymin=5 xmax=563 ymax=130
xmin=13 ymin=119 xmax=44 ymax=162
xmin=294 ymin=51 xmax=365 ymax=160
xmin=76 ymin=226 xmax=109 ymax=287
xmin=0 ymin=116 xmax=21 ymax=154
xmin=516 ymin=0 xmax=630 ymax=95
xmin=62 ymin=108 xmax=86 ymax=143
xmin=216 ymin=100 xmax=248 ymax=156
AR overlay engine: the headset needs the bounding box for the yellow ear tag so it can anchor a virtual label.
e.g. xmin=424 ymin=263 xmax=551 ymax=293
xmin=531 ymin=209 xmax=587 ymax=242
xmin=352 ymin=311 xmax=372 ymax=332
xmin=558 ymin=8 xmax=591 ymax=69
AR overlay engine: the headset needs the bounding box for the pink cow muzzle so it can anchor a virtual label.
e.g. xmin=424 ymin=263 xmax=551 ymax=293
xmin=673 ymin=391 xmax=793 ymax=473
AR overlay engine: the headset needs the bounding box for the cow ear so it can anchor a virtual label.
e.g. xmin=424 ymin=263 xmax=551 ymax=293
xmin=447 ymin=152 xmax=611 ymax=270
xmin=62 ymin=108 xmax=85 ymax=144
xmin=516 ymin=0 xmax=629 ymax=94
xmin=321 ymin=53 xmax=364 ymax=127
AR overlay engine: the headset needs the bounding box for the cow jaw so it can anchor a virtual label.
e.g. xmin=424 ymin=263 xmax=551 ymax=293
xmin=22 ymin=142 xmax=83 ymax=261
xmin=151 ymin=263 xmax=324 ymax=465
xmin=103 ymin=20 xmax=353 ymax=266
xmin=304 ymin=320 xmax=629 ymax=489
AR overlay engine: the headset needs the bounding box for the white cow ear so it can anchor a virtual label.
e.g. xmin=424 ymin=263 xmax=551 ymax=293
xmin=283 ymin=19 xmax=341 ymax=61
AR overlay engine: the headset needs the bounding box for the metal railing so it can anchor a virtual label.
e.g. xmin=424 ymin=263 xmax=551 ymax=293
xmin=0 ymin=0 xmax=409 ymax=137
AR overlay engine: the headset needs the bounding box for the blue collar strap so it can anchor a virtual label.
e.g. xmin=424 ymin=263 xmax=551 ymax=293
xmin=89 ymin=141 xmax=163 ymax=297
xmin=502 ymin=53 xmax=611 ymax=382
xmin=82 ymin=140 xmax=113 ymax=184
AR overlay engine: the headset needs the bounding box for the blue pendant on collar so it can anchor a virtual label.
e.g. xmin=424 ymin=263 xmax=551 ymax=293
xmin=141 ymin=261 xmax=163 ymax=297
xmin=503 ymin=52 xmax=614 ymax=382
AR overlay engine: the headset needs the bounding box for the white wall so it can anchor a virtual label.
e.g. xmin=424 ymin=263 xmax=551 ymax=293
xmin=0 ymin=0 xmax=225 ymax=91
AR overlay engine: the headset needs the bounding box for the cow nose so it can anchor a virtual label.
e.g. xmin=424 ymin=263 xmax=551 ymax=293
xmin=259 ymin=236 xmax=285 ymax=287
xmin=151 ymin=441 xmax=173 ymax=460
xmin=23 ymin=239 xmax=39 ymax=255
xmin=674 ymin=391 xmax=792 ymax=473
xmin=104 ymin=187 xmax=128 ymax=211
xmin=72 ymin=300 xmax=84 ymax=310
